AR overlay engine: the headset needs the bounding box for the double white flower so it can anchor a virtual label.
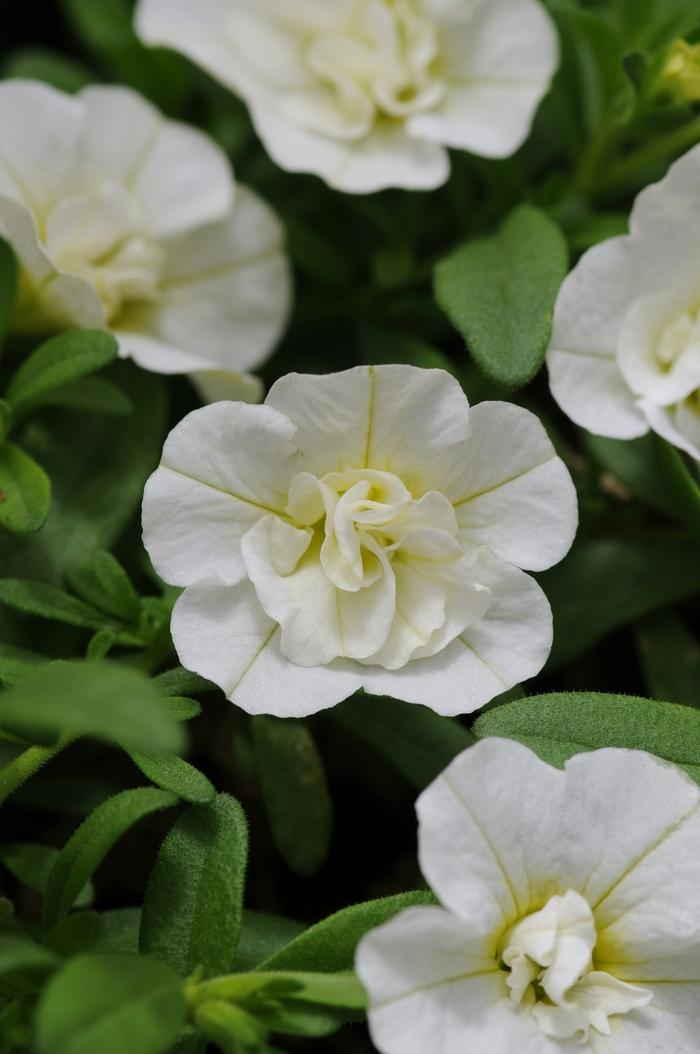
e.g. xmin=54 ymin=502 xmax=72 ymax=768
xmin=0 ymin=81 xmax=291 ymax=378
xmin=135 ymin=0 xmax=558 ymax=193
xmin=142 ymin=365 xmax=576 ymax=717
xmin=357 ymin=739 xmax=700 ymax=1053
xmin=548 ymin=144 xmax=700 ymax=460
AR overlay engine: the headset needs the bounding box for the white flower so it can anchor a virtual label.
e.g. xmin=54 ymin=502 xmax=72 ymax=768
xmin=356 ymin=738 xmax=700 ymax=1053
xmin=0 ymin=80 xmax=291 ymax=375
xmin=547 ymin=143 xmax=700 ymax=460
xmin=135 ymin=0 xmax=558 ymax=194
xmin=142 ymin=365 xmax=576 ymax=717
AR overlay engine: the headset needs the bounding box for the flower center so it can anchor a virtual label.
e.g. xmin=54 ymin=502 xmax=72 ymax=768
xmin=499 ymin=890 xmax=651 ymax=1041
xmin=284 ymin=0 xmax=445 ymax=140
xmin=44 ymin=182 xmax=163 ymax=323
xmin=617 ymin=289 xmax=700 ymax=407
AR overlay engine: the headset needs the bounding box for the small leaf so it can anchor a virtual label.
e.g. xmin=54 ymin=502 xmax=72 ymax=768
xmin=258 ymin=891 xmax=436 ymax=973
xmin=0 ymin=578 xmax=109 ymax=628
xmin=128 ymin=751 xmax=216 ymax=805
xmin=68 ymin=551 xmax=140 ymax=623
xmin=0 ymin=444 xmax=51 ymax=535
xmin=334 ymin=694 xmax=473 ymax=789
xmin=43 ymin=788 xmax=177 ymax=930
xmin=39 ymin=376 xmax=132 ymax=415
xmin=6 ymin=330 xmax=117 ymax=412
xmin=0 ymin=661 xmax=185 ymax=754
xmin=0 ymin=238 xmax=18 ymax=348
xmin=434 ymin=205 xmax=568 ymax=387
xmin=34 ymin=952 xmax=185 ymax=1054
xmin=636 ymin=612 xmax=700 ymax=709
xmin=474 ymin=692 xmax=700 ymax=783
xmin=140 ymin=794 xmax=248 ymax=979
xmin=162 ymin=696 xmax=202 ymax=721
xmin=152 ymin=667 xmax=216 ymax=697
xmin=0 ymin=844 xmax=93 ymax=906
xmin=252 ymin=717 xmax=332 ymax=876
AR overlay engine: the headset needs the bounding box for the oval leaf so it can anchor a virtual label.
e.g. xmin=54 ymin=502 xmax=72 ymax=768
xmin=128 ymin=751 xmax=215 ymax=805
xmin=140 ymin=793 xmax=248 ymax=978
xmin=0 ymin=444 xmax=51 ymax=535
xmin=6 ymin=330 xmax=117 ymax=412
xmin=434 ymin=205 xmax=568 ymax=387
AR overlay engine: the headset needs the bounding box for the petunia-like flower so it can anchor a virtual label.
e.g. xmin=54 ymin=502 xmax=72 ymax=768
xmin=357 ymin=738 xmax=700 ymax=1053
xmin=547 ymin=144 xmax=700 ymax=460
xmin=142 ymin=365 xmax=576 ymax=717
xmin=0 ymin=80 xmax=291 ymax=375
xmin=135 ymin=0 xmax=559 ymax=194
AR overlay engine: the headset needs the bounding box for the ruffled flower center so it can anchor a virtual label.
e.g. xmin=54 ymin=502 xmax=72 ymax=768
xmin=240 ymin=467 xmax=491 ymax=670
xmin=43 ymin=181 xmax=163 ymax=322
xmin=618 ymin=289 xmax=700 ymax=409
xmin=500 ymin=890 xmax=651 ymax=1041
xmin=283 ymin=0 xmax=445 ymax=140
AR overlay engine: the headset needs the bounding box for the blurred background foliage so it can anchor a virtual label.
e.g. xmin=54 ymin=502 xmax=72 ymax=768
xmin=2 ymin=1 xmax=700 ymax=1052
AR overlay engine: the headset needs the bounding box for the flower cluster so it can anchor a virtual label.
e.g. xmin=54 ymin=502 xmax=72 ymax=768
xmin=135 ymin=0 xmax=558 ymax=193
xmin=0 ymin=80 xmax=291 ymax=379
xmin=357 ymin=738 xmax=700 ymax=1053
xmin=142 ymin=365 xmax=576 ymax=717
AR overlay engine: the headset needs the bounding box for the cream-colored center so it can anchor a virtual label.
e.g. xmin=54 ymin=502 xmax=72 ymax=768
xmin=500 ymin=891 xmax=651 ymax=1040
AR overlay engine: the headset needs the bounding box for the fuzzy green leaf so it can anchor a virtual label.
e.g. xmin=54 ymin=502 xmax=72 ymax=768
xmin=0 ymin=444 xmax=51 ymax=535
xmin=6 ymin=331 xmax=117 ymax=412
xmin=434 ymin=205 xmax=568 ymax=387
xmin=43 ymin=789 xmax=177 ymax=930
xmin=0 ymin=579 xmax=109 ymax=628
xmin=67 ymin=551 xmax=141 ymax=623
xmin=474 ymin=692 xmax=700 ymax=783
xmin=0 ymin=661 xmax=185 ymax=754
xmin=140 ymin=794 xmax=248 ymax=978
xmin=128 ymin=751 xmax=216 ymax=805
xmin=34 ymin=952 xmax=185 ymax=1054
xmin=252 ymin=717 xmax=332 ymax=876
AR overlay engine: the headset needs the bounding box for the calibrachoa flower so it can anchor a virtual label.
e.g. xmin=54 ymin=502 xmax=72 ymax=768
xmin=547 ymin=143 xmax=700 ymax=460
xmin=357 ymin=738 xmax=700 ymax=1053
xmin=0 ymin=80 xmax=291 ymax=375
xmin=135 ymin=0 xmax=559 ymax=194
xmin=142 ymin=365 xmax=576 ymax=716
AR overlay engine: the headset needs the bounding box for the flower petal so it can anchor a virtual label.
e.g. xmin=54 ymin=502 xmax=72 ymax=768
xmin=638 ymin=398 xmax=700 ymax=461
xmin=171 ymin=578 xmax=360 ymax=717
xmin=452 ymin=402 xmax=577 ymax=572
xmin=360 ymin=554 xmax=551 ymax=714
xmin=78 ymin=85 xmax=233 ymax=237
xmin=592 ymin=983 xmax=700 ymax=1052
xmin=142 ymin=401 xmax=297 ymax=587
xmin=115 ymin=186 xmax=291 ymax=374
xmin=266 ymin=365 xmax=471 ymax=493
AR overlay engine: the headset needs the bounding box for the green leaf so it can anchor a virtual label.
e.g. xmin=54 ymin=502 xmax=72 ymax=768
xmin=0 ymin=579 xmax=109 ymax=629
xmin=258 ymin=891 xmax=436 ymax=973
xmin=39 ymin=376 xmax=132 ymax=416
xmin=140 ymin=794 xmax=248 ymax=978
xmin=6 ymin=331 xmax=117 ymax=413
xmin=128 ymin=751 xmax=216 ymax=805
xmin=0 ymin=444 xmax=51 ymax=535
xmin=541 ymin=536 xmax=700 ymax=669
xmin=67 ymin=551 xmax=140 ymax=623
xmin=434 ymin=205 xmax=568 ymax=388
xmin=0 ymin=844 xmax=92 ymax=906
xmin=358 ymin=324 xmax=453 ymax=373
xmin=0 ymin=642 xmax=46 ymax=686
xmin=636 ymin=612 xmax=700 ymax=709
xmin=611 ymin=0 xmax=700 ymax=50
xmin=152 ymin=668 xmax=216 ymax=697
xmin=34 ymin=953 xmax=185 ymax=1054
xmin=2 ymin=48 xmax=93 ymax=92
xmin=334 ymin=694 xmax=473 ymax=789
xmin=43 ymin=789 xmax=177 ymax=931
xmin=252 ymin=717 xmax=332 ymax=877
xmin=195 ymin=969 xmax=366 ymax=1010
xmin=0 ymin=934 xmax=57 ymax=978
xmin=474 ymin=692 xmax=700 ymax=783
xmin=0 ymin=661 xmax=185 ymax=754
xmin=45 ymin=908 xmax=142 ymax=957
xmin=162 ymin=696 xmax=202 ymax=722
xmin=0 ymin=239 xmax=17 ymax=349
xmin=234 ymin=911 xmax=306 ymax=972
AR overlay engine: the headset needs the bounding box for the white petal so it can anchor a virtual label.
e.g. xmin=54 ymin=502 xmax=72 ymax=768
xmin=592 ymin=983 xmax=700 ymax=1053
xmin=190 ymin=370 xmax=264 ymax=405
xmin=171 ymin=578 xmax=360 ymax=717
xmin=116 ymin=186 xmax=291 ymax=375
xmin=547 ymin=349 xmax=648 ymax=439
xmin=0 ymin=80 xmax=81 ymax=212
xmin=142 ymin=401 xmax=297 ymax=587
xmin=242 ymin=519 xmax=396 ymax=665
xmin=78 ymin=85 xmax=234 ymax=237
xmin=451 ymin=402 xmax=578 ymax=571
xmin=0 ymin=195 xmax=104 ymax=333
xmin=266 ymin=365 xmax=471 ymax=494
xmin=639 ymin=398 xmax=700 ymax=461
xmin=410 ymin=0 xmax=558 ymax=157
xmin=630 ymin=142 xmax=700 ymax=283
xmin=360 ymin=554 xmax=551 ymax=714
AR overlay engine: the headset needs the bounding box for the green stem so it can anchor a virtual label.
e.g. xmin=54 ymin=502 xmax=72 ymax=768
xmin=596 ymin=114 xmax=700 ymax=195
xmin=0 ymin=734 xmax=75 ymax=808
